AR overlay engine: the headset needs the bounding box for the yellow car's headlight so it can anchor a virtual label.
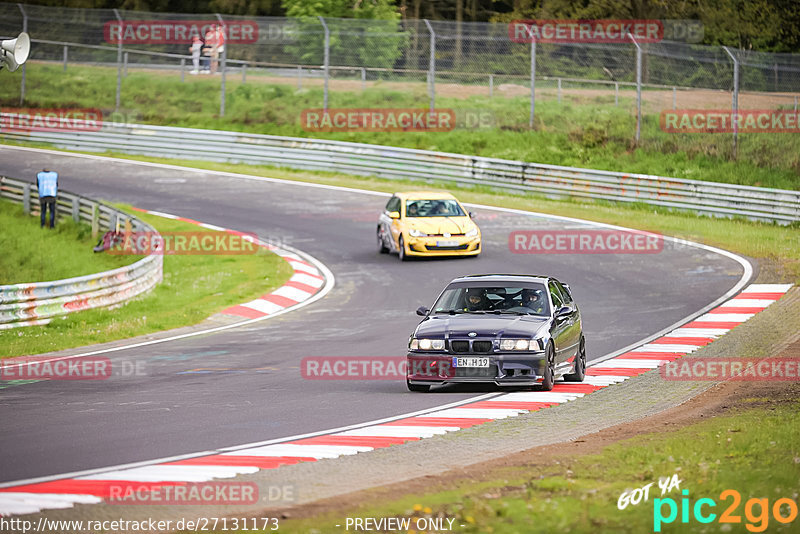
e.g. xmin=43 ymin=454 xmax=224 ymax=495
xmin=409 ymin=228 xmax=428 ymax=237
xmin=466 ymin=227 xmax=479 ymax=237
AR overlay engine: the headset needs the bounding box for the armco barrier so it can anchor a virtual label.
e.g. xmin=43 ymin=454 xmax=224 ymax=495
xmin=0 ymin=176 xmax=163 ymax=329
xmin=1 ymin=118 xmax=799 ymax=223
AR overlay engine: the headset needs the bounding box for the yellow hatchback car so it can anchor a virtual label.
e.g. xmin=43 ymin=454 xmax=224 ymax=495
xmin=377 ymin=192 xmax=481 ymax=260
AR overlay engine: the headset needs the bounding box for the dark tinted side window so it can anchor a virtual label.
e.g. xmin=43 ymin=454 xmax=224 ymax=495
xmin=385 ymin=197 xmax=400 ymax=212
xmin=554 ymin=280 xmax=573 ymax=304
xmin=549 ymin=281 xmax=563 ymax=309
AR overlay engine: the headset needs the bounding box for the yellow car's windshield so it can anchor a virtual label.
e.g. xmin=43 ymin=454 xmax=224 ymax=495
xmin=406 ymin=199 xmax=465 ymax=218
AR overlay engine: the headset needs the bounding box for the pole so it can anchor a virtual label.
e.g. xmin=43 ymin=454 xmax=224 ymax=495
xmin=615 ymin=82 xmax=619 ymax=106
xmin=123 ymin=52 xmax=128 ymax=77
xmin=424 ymin=19 xmax=435 ymax=112
xmin=672 ymin=87 xmax=676 ymax=109
xmin=17 ymin=4 xmax=27 ymax=105
xmin=180 ymin=58 xmax=185 ymax=82
xmin=557 ymin=78 xmax=562 ymax=104
xmin=628 ymin=33 xmax=642 ymax=145
xmin=242 ymin=63 xmax=247 ymax=83
xmin=361 ymin=67 xmax=366 ymax=91
xmin=529 ymin=38 xmax=536 ymax=128
xmin=63 ymin=44 xmax=68 ymax=72
xmin=113 ymin=9 xmax=123 ymax=111
xmin=297 ymin=65 xmax=302 ymax=89
xmin=723 ymin=46 xmax=739 ymax=159
xmin=319 ymin=16 xmax=330 ymax=113
xmin=489 ymin=74 xmax=493 ymax=97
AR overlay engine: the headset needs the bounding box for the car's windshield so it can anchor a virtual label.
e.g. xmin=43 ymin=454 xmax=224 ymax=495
xmin=432 ymin=284 xmax=550 ymax=316
xmin=406 ymin=199 xmax=465 ymax=218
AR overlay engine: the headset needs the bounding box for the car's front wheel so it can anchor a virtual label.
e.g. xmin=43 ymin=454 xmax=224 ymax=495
xmin=406 ymin=379 xmax=430 ymax=392
xmin=540 ymin=344 xmax=555 ymax=391
xmin=398 ymin=236 xmax=408 ymax=261
xmin=564 ymin=337 xmax=586 ymax=382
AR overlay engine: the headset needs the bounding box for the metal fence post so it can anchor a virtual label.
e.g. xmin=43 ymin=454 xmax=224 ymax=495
xmin=795 ymin=96 xmax=798 ymax=111
xmin=17 ymin=4 xmax=27 ymax=105
xmin=672 ymin=87 xmax=676 ymax=109
xmin=615 ymin=82 xmax=619 ymax=106
xmin=123 ymin=52 xmax=128 ymax=77
xmin=529 ymin=38 xmax=536 ymax=128
xmin=557 ymin=78 xmax=562 ymax=104
xmin=424 ymin=19 xmax=435 ymax=112
xmin=91 ymin=203 xmax=99 ymax=239
xmin=72 ymin=197 xmax=79 ymax=223
xmin=319 ymin=16 xmax=330 ymax=113
xmin=489 ymin=74 xmax=493 ymax=97
xmin=360 ymin=67 xmax=365 ymax=91
xmin=180 ymin=58 xmax=185 ymax=82
xmin=297 ymin=65 xmax=302 ymax=89
xmin=629 ymin=33 xmax=642 ymax=145
xmin=242 ymin=63 xmax=247 ymax=83
xmin=113 ymin=9 xmax=123 ymax=111
xmin=723 ymin=46 xmax=739 ymax=159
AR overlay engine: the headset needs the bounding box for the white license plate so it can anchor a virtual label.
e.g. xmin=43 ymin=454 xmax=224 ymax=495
xmin=437 ymin=240 xmax=459 ymax=247
xmin=452 ymin=357 xmax=490 ymax=368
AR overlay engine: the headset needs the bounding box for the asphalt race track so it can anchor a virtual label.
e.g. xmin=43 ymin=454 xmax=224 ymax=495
xmin=0 ymin=146 xmax=750 ymax=484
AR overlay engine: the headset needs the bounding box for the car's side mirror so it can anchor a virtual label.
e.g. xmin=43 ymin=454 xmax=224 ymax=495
xmin=556 ymin=305 xmax=572 ymax=318
xmin=388 ymin=211 xmax=400 ymax=219
xmin=416 ymin=306 xmax=430 ymax=317
xmin=469 ymin=211 xmax=476 ymax=218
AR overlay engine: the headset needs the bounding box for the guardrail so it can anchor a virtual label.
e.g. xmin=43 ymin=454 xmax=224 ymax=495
xmin=1 ymin=118 xmax=799 ymax=224
xmin=0 ymin=175 xmax=163 ymax=329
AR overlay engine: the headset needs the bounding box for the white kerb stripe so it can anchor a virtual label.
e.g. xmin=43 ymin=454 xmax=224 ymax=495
xmin=291 ymin=265 xmax=321 ymax=278
xmin=224 ymin=444 xmax=370 ymax=459
xmin=146 ymin=210 xmax=178 ymax=219
xmin=696 ymin=313 xmax=755 ymax=323
xmin=668 ymin=328 xmax=730 ymax=338
xmin=271 ymin=285 xmax=313 ymax=302
xmin=742 ymin=284 xmax=792 ymax=293
xmin=198 ymin=222 xmax=226 ymax=231
xmin=593 ymin=359 xmax=668 ymax=369
xmin=77 ymin=465 xmax=258 ymax=482
xmin=241 ymin=299 xmax=285 ymax=315
xmin=337 ymin=426 xmax=457 ymax=438
xmin=583 ymin=376 xmax=630 ymax=386
xmin=494 ymin=391 xmax=585 ymax=402
xmin=721 ymin=299 xmax=773 ymax=308
xmin=424 ymin=408 xmax=526 ymax=419
xmin=290 ymin=272 xmax=324 ymax=288
xmin=635 ymin=344 xmax=702 ymax=353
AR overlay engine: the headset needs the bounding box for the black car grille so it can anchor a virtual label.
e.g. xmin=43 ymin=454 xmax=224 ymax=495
xmin=449 ymin=339 xmax=493 ymax=354
xmin=425 ymin=244 xmax=470 ymax=251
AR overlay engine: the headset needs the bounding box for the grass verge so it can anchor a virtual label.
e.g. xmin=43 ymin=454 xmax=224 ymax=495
xmin=3 ymin=62 xmax=799 ymax=189
xmin=0 ymin=204 xmax=294 ymax=358
xmin=0 ymin=198 xmax=136 ymax=283
xmin=25 ymin=151 xmax=799 ymax=284
xmin=274 ymin=385 xmax=800 ymax=534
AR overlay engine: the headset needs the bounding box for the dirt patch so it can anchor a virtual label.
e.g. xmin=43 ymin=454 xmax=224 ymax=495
xmin=270 ymin=340 xmax=800 ymax=521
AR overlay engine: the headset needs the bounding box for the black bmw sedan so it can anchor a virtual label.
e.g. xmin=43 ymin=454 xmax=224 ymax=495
xmin=406 ymin=274 xmax=586 ymax=392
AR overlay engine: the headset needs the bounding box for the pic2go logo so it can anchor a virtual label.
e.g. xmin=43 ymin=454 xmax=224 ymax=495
xmin=653 ymin=489 xmax=799 ymax=532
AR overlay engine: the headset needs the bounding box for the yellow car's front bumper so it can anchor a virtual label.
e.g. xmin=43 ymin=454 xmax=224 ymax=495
xmin=403 ymin=235 xmax=481 ymax=257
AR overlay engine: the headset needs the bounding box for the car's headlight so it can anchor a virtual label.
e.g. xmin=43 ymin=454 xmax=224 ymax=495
xmin=410 ymin=338 xmax=445 ymax=351
xmin=408 ymin=228 xmax=428 ymax=237
xmin=500 ymin=339 xmax=538 ymax=351
xmin=466 ymin=227 xmax=479 ymax=237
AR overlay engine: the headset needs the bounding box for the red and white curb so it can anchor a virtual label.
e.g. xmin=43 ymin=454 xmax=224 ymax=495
xmin=0 ymin=283 xmax=791 ymax=516
xmin=127 ymin=208 xmax=326 ymax=320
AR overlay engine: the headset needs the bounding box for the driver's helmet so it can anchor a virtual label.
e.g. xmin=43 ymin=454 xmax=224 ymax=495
xmin=521 ymin=288 xmax=545 ymax=310
xmin=407 ymin=202 xmax=419 ymax=216
xmin=464 ymin=288 xmax=489 ymax=311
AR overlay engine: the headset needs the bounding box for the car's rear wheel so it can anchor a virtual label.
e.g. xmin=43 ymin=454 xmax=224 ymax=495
xmin=377 ymin=227 xmax=389 ymax=254
xmin=540 ymin=344 xmax=555 ymax=391
xmin=564 ymin=337 xmax=586 ymax=382
xmin=398 ymin=236 xmax=408 ymax=261
xmin=406 ymin=379 xmax=430 ymax=392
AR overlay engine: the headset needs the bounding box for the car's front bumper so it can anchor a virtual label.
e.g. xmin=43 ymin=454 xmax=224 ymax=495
xmin=407 ymin=352 xmax=547 ymax=386
xmin=403 ymin=235 xmax=480 ymax=256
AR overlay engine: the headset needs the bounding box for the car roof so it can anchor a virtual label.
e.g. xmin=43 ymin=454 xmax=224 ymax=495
xmin=450 ymin=274 xmax=552 ymax=284
xmin=395 ymin=191 xmax=458 ymax=200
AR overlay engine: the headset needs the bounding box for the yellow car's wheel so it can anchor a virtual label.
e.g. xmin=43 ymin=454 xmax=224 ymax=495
xmin=377 ymin=227 xmax=389 ymax=254
xmin=398 ymin=236 xmax=408 ymax=261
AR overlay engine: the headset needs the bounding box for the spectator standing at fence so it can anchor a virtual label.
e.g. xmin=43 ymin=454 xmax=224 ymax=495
xmin=36 ymin=168 xmax=58 ymax=229
xmin=189 ymin=35 xmax=202 ymax=75
xmin=214 ymin=24 xmax=226 ymax=75
xmin=207 ymin=25 xmax=220 ymax=74
xmin=202 ymin=27 xmax=215 ymax=73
